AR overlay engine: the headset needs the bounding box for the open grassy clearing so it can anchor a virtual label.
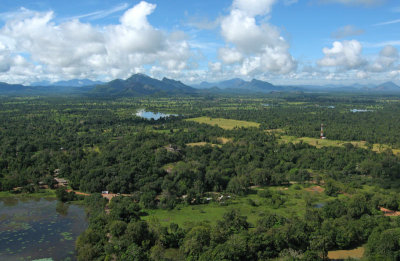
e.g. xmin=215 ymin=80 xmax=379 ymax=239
xmin=279 ymin=135 xmax=400 ymax=156
xmin=143 ymin=184 xmax=336 ymax=228
xmin=327 ymin=246 xmax=365 ymax=260
xmin=0 ymin=189 xmax=57 ymax=199
xmin=186 ymin=142 xmax=218 ymax=147
xmin=186 ymin=137 xmax=233 ymax=147
xmin=185 ymin=117 xmax=260 ymax=130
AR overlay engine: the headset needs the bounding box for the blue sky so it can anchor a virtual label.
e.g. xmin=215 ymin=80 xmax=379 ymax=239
xmin=0 ymin=0 xmax=399 ymax=85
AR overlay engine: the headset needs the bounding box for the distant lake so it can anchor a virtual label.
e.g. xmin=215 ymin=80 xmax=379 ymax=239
xmin=135 ymin=109 xmax=177 ymax=120
xmin=350 ymin=109 xmax=373 ymax=113
xmin=0 ymin=197 xmax=87 ymax=261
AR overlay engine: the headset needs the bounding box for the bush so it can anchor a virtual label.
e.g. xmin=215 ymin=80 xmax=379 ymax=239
xmin=257 ymin=189 xmax=272 ymax=198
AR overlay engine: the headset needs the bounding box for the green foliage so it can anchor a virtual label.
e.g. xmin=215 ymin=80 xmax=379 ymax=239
xmin=55 ymin=187 xmax=77 ymax=202
xmin=3 ymin=95 xmax=400 ymax=260
xmin=109 ymin=197 xmax=141 ymax=223
xmin=257 ymin=188 xmax=272 ymax=198
xmin=367 ymin=228 xmax=400 ymax=260
xmin=226 ymin=175 xmax=250 ymax=196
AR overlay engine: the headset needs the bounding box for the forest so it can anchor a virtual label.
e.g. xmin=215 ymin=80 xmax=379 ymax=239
xmin=1 ymin=94 xmax=400 ymax=260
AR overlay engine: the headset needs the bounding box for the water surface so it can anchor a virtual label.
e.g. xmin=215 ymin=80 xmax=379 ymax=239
xmin=135 ymin=109 xmax=177 ymax=120
xmin=0 ymin=197 xmax=87 ymax=261
xmin=350 ymin=109 xmax=373 ymax=113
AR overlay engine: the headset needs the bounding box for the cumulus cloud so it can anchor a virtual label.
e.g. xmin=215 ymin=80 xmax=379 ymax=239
xmin=331 ymin=25 xmax=364 ymax=39
xmin=218 ymin=47 xmax=243 ymax=64
xmin=232 ymin=0 xmax=277 ymax=16
xmin=318 ymin=40 xmax=366 ymax=70
xmin=369 ymin=45 xmax=399 ymax=72
xmin=218 ymin=0 xmax=296 ymax=75
xmin=0 ymin=1 xmax=192 ymax=83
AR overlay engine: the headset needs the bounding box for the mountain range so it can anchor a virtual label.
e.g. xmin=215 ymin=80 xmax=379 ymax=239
xmin=0 ymin=74 xmax=399 ymax=96
xmin=31 ymin=79 xmax=103 ymax=87
xmin=92 ymin=74 xmax=195 ymax=96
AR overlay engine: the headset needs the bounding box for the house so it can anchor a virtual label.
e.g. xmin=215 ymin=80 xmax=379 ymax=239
xmin=54 ymin=178 xmax=68 ymax=186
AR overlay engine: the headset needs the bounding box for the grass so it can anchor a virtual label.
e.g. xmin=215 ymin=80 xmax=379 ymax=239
xmin=0 ymin=189 xmax=57 ymax=199
xmin=186 ymin=142 xmax=215 ymax=147
xmin=328 ymin=246 xmax=365 ymax=260
xmin=279 ymin=135 xmax=400 ymax=156
xmin=186 ymin=137 xmax=232 ymax=148
xmin=143 ymin=185 xmax=334 ymax=228
xmin=186 ymin=117 xmax=260 ymax=130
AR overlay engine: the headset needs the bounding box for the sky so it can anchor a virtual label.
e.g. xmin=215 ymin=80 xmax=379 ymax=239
xmin=0 ymin=0 xmax=399 ymax=86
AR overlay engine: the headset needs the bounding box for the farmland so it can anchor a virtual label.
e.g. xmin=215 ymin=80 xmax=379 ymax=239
xmin=186 ymin=116 xmax=260 ymax=130
xmin=2 ymin=94 xmax=400 ymax=260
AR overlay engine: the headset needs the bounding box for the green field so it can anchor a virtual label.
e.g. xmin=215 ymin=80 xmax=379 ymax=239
xmin=0 ymin=189 xmax=57 ymax=199
xmin=279 ymin=135 xmax=400 ymax=156
xmin=185 ymin=117 xmax=260 ymax=130
xmin=143 ymin=185 xmax=336 ymax=228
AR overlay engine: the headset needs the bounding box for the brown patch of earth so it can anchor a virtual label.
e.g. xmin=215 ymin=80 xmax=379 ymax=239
xmin=66 ymin=189 xmax=90 ymax=196
xmin=380 ymin=207 xmax=400 ymax=216
xmin=305 ymin=186 xmax=325 ymax=193
xmin=328 ymin=247 xmax=364 ymax=260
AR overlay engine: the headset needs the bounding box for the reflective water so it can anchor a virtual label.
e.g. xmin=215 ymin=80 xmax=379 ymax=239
xmin=350 ymin=109 xmax=373 ymax=113
xmin=0 ymin=197 xmax=87 ymax=261
xmin=135 ymin=109 xmax=176 ymax=120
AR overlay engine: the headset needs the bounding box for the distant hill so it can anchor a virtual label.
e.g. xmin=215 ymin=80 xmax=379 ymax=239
xmin=92 ymin=74 xmax=196 ymax=97
xmin=0 ymin=82 xmax=26 ymax=93
xmin=193 ymin=78 xmax=288 ymax=93
xmin=374 ymin=81 xmax=400 ymax=92
xmin=1 ymin=75 xmax=400 ymax=96
xmin=31 ymin=79 xmax=103 ymax=87
xmin=0 ymin=81 xmax=92 ymax=95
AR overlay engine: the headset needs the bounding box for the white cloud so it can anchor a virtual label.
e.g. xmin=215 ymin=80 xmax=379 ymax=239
xmin=208 ymin=62 xmax=222 ymax=73
xmin=331 ymin=25 xmax=364 ymax=39
xmin=232 ymin=0 xmax=277 ymax=16
xmin=218 ymin=47 xmax=243 ymax=64
xmin=318 ymin=40 xmax=366 ymax=70
xmin=356 ymin=70 xmax=369 ymax=79
xmin=218 ymin=0 xmax=296 ymax=75
xmin=369 ymin=45 xmax=399 ymax=72
xmin=66 ymin=3 xmax=129 ymax=21
xmin=0 ymin=1 xmax=192 ymax=83
xmin=374 ymin=19 xmax=400 ymax=26
xmin=187 ymin=16 xmax=221 ymax=30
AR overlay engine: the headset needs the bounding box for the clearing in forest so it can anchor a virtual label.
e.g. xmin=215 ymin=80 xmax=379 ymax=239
xmin=304 ymin=186 xmax=325 ymax=193
xmin=186 ymin=117 xmax=260 ymax=130
xmin=186 ymin=137 xmax=233 ymax=147
xmin=279 ymin=135 xmax=400 ymax=156
xmin=186 ymin=142 xmax=218 ymax=147
xmin=327 ymin=246 xmax=364 ymax=260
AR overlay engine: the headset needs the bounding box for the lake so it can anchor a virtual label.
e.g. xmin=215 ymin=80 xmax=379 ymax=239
xmin=135 ymin=109 xmax=177 ymax=120
xmin=0 ymin=197 xmax=87 ymax=261
xmin=350 ymin=109 xmax=373 ymax=113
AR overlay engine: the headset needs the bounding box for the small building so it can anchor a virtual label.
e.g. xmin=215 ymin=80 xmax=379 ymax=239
xmin=54 ymin=178 xmax=68 ymax=186
xmin=102 ymin=191 xmax=109 ymax=194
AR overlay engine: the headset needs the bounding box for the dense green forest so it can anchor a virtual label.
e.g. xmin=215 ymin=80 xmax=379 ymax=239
xmin=2 ymin=94 xmax=400 ymax=260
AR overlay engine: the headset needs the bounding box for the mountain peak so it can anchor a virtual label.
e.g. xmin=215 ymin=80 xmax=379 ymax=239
xmin=93 ymin=74 xmax=195 ymax=97
xmin=376 ymin=81 xmax=400 ymax=91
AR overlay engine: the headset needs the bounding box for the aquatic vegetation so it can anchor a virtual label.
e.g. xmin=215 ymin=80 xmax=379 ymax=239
xmin=0 ymin=198 xmax=87 ymax=260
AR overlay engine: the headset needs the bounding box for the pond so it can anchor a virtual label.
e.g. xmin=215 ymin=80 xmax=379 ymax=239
xmin=350 ymin=109 xmax=373 ymax=113
xmin=314 ymin=202 xmax=326 ymax=208
xmin=0 ymin=197 xmax=87 ymax=261
xmin=135 ymin=109 xmax=177 ymax=120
